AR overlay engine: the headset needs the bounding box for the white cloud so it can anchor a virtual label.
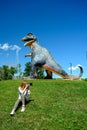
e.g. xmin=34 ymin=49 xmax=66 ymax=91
xmin=0 ymin=43 xmax=11 ymax=51
xmin=11 ymin=45 xmax=21 ymax=52
xmin=68 ymin=64 xmax=82 ymax=71
xmin=0 ymin=43 xmax=21 ymax=66
xmin=0 ymin=43 xmax=21 ymax=64
xmin=0 ymin=43 xmax=21 ymax=52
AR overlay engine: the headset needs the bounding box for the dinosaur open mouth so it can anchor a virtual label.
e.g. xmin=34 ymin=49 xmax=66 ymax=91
xmin=22 ymin=33 xmax=37 ymax=47
xmin=22 ymin=36 xmax=35 ymax=46
xmin=24 ymin=40 xmax=35 ymax=47
xmin=22 ymin=37 xmax=34 ymax=42
xmin=24 ymin=42 xmax=29 ymax=46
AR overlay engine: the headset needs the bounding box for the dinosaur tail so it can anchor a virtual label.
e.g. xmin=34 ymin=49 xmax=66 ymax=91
xmin=64 ymin=65 xmax=83 ymax=80
xmin=43 ymin=64 xmax=83 ymax=80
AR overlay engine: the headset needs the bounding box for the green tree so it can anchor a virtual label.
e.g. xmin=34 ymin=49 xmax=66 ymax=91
xmin=24 ymin=62 xmax=44 ymax=79
xmin=0 ymin=67 xmax=4 ymax=80
xmin=36 ymin=67 xmax=45 ymax=79
xmin=8 ymin=66 xmax=17 ymax=79
xmin=0 ymin=65 xmax=17 ymax=80
xmin=9 ymin=66 xmax=17 ymax=75
xmin=2 ymin=65 xmax=9 ymax=80
xmin=24 ymin=62 xmax=31 ymax=76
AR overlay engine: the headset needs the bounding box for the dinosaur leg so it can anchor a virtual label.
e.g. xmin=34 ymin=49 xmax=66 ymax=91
xmin=30 ymin=61 xmax=37 ymax=78
xmin=45 ymin=70 xmax=52 ymax=79
xmin=30 ymin=67 xmax=36 ymax=78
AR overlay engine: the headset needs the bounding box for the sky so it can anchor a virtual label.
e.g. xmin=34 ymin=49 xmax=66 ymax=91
xmin=0 ymin=0 xmax=87 ymax=78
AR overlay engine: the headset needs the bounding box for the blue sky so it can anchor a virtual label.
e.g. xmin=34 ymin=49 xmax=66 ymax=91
xmin=0 ymin=0 xmax=87 ymax=78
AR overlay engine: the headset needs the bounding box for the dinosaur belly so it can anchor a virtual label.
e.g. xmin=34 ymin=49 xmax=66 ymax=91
xmin=42 ymin=64 xmax=68 ymax=79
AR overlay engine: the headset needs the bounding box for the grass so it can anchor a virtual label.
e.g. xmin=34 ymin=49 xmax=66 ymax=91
xmin=0 ymin=79 xmax=87 ymax=130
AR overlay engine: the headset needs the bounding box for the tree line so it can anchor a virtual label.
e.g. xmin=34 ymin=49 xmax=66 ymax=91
xmin=0 ymin=62 xmax=45 ymax=80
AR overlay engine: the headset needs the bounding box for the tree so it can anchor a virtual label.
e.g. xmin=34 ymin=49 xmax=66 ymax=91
xmin=24 ymin=62 xmax=45 ymax=79
xmin=9 ymin=66 xmax=17 ymax=75
xmin=0 ymin=67 xmax=4 ymax=80
xmin=36 ymin=67 xmax=45 ymax=79
xmin=24 ymin=62 xmax=31 ymax=76
xmin=2 ymin=65 xmax=9 ymax=80
xmin=8 ymin=66 xmax=17 ymax=79
xmin=0 ymin=65 xmax=17 ymax=80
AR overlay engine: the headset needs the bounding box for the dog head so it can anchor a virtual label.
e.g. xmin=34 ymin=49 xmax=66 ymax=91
xmin=22 ymin=33 xmax=37 ymax=47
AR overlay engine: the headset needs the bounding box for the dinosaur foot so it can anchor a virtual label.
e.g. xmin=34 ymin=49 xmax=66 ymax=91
xmin=44 ymin=76 xmax=52 ymax=79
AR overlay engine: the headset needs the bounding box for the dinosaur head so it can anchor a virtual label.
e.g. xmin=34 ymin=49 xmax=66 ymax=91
xmin=22 ymin=33 xmax=37 ymax=47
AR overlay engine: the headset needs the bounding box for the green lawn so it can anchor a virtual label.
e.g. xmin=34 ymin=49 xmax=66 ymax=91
xmin=0 ymin=79 xmax=87 ymax=130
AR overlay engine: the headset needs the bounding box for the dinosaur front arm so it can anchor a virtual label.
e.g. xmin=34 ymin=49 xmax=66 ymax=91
xmin=25 ymin=53 xmax=32 ymax=57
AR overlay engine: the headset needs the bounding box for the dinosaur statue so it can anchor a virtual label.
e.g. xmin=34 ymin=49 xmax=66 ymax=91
xmin=22 ymin=33 xmax=83 ymax=80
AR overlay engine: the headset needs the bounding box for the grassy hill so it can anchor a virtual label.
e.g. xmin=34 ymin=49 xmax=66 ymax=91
xmin=0 ymin=79 xmax=87 ymax=130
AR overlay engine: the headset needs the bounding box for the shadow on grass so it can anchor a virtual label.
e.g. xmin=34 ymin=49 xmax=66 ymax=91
xmin=10 ymin=99 xmax=34 ymax=116
xmin=17 ymin=99 xmax=34 ymax=111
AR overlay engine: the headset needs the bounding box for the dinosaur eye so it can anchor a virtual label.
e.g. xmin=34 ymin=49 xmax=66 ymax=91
xmin=27 ymin=33 xmax=33 ymax=36
xmin=26 ymin=33 xmax=37 ymax=41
